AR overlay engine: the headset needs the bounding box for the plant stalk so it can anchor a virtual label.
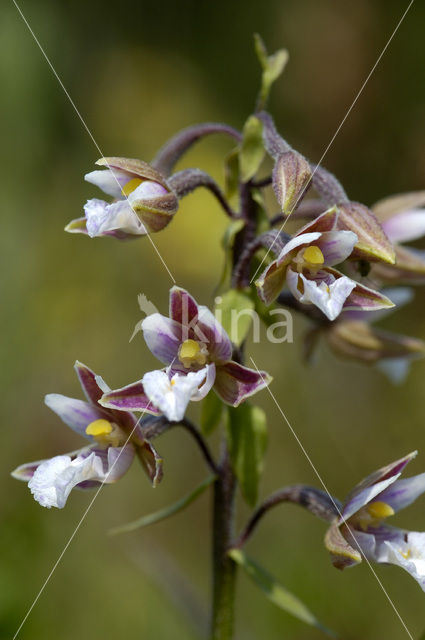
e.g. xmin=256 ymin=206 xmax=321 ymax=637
xmin=210 ymin=445 xmax=237 ymax=640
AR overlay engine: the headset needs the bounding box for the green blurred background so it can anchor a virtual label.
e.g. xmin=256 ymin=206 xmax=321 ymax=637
xmin=2 ymin=0 xmax=425 ymax=638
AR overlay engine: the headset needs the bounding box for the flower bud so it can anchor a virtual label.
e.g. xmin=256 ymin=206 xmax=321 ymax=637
xmin=327 ymin=320 xmax=425 ymax=364
xmin=96 ymin=157 xmax=179 ymax=233
xmin=272 ymin=150 xmax=312 ymax=214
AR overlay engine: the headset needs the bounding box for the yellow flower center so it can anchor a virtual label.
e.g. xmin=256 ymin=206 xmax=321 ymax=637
xmin=86 ymin=419 xmax=113 ymax=437
xmin=366 ymin=501 xmax=395 ymax=520
xmin=178 ymin=339 xmax=208 ymax=368
xmin=353 ymin=500 xmax=395 ymax=531
xmin=85 ymin=419 xmax=124 ymax=447
xmin=303 ymin=246 xmax=325 ymax=265
xmin=121 ymin=178 xmax=143 ymax=197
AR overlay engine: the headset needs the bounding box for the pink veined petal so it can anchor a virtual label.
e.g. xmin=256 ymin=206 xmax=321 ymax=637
xmin=317 ymin=230 xmax=357 ymax=266
xmin=214 ymin=361 xmax=272 ymax=406
xmin=84 ymin=168 xmax=132 ymax=199
xmin=169 ymin=286 xmax=199 ymax=325
xmin=44 ymin=393 xmax=106 ymax=437
xmin=196 ymin=306 xmax=233 ymax=363
xmin=99 ymin=380 xmax=161 ymax=415
xmin=377 ymin=472 xmax=425 ymax=514
xmin=97 ymin=200 xmax=147 ymax=236
xmin=142 ymin=313 xmax=182 ymax=364
xmin=383 ymin=532 xmax=425 ymax=592
xmin=381 ymin=209 xmax=425 ymax=244
xmin=74 ymin=361 xmax=104 ymax=405
xmin=341 ymin=475 xmax=402 ymax=521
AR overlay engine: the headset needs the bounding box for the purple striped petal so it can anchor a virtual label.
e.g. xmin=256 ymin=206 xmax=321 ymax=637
xmin=343 ymin=452 xmax=417 ymax=518
xmin=74 ymin=361 xmax=103 ymax=405
xmin=378 ymin=473 xmax=425 ymax=514
xmin=196 ymin=306 xmax=233 ymax=362
xmin=342 ymin=476 xmax=401 ymax=521
xmin=317 ymin=230 xmax=357 ymax=266
xmin=99 ymin=380 xmax=161 ymax=415
xmin=214 ymin=361 xmax=272 ymax=406
xmin=142 ymin=313 xmax=182 ymax=364
xmin=381 ymin=209 xmax=425 ymax=244
xmin=44 ymin=394 xmax=106 ymax=436
xmin=169 ymin=286 xmax=199 ymax=325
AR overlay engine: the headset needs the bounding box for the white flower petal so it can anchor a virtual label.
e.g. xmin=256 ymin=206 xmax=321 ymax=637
xmin=127 ymin=181 xmax=168 ymax=202
xmin=276 ymin=232 xmax=322 ymax=264
xmin=27 ymin=445 xmax=134 ymax=509
xmin=384 ymin=532 xmax=425 ymax=591
xmin=28 ymin=452 xmax=104 ymax=508
xmin=142 ymin=367 xmax=213 ymax=422
xmin=287 ymin=268 xmax=356 ymax=321
xmin=85 ymin=168 xmax=131 ymax=198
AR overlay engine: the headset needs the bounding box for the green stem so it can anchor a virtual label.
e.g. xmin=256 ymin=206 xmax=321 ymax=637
xmin=211 ymin=445 xmax=237 ymax=640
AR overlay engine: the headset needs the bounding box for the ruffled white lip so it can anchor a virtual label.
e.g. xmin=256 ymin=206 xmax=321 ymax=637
xmin=28 ymin=445 xmax=134 ymax=509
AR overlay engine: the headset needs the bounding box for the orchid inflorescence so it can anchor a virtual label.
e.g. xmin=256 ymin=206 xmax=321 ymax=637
xmin=13 ymin=35 xmax=425 ymax=639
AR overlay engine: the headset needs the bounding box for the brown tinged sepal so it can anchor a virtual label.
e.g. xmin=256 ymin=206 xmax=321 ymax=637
xmin=272 ymin=150 xmax=312 ymax=214
xmin=336 ymin=201 xmax=395 ymax=265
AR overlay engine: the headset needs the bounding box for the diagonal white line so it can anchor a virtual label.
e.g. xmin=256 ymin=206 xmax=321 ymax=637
xmin=12 ymin=406 xmax=154 ymax=639
xmin=250 ymin=0 xmax=415 ymax=284
xmin=250 ymin=357 xmax=414 ymax=640
xmin=12 ymin=0 xmax=176 ymax=284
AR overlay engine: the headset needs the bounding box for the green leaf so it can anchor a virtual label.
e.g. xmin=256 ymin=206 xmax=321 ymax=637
xmin=215 ymin=289 xmax=255 ymax=346
xmin=239 ymin=115 xmax=265 ymax=183
xmin=229 ymin=550 xmax=338 ymax=638
xmin=201 ymin=392 xmax=223 ymax=435
xmin=254 ymin=34 xmax=289 ymax=109
xmin=109 ymin=475 xmax=216 ymax=535
xmin=226 ymin=404 xmax=267 ymax=506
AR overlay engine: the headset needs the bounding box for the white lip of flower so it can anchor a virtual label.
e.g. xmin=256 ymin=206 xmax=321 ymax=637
xmin=28 ymin=452 xmax=105 ymax=509
xmin=142 ymin=365 xmax=215 ymax=422
xmin=384 ymin=533 xmax=425 ymax=582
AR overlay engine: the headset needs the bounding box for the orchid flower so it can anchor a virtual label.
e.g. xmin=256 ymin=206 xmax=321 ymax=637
xmin=12 ymin=362 xmax=163 ymax=508
xmin=256 ymin=208 xmax=394 ymax=321
xmin=66 ymin=157 xmax=178 ymax=238
xmin=370 ymin=191 xmax=425 ymax=284
xmin=100 ymin=287 xmax=272 ymax=415
xmin=325 ymin=451 xmax=425 ymax=591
